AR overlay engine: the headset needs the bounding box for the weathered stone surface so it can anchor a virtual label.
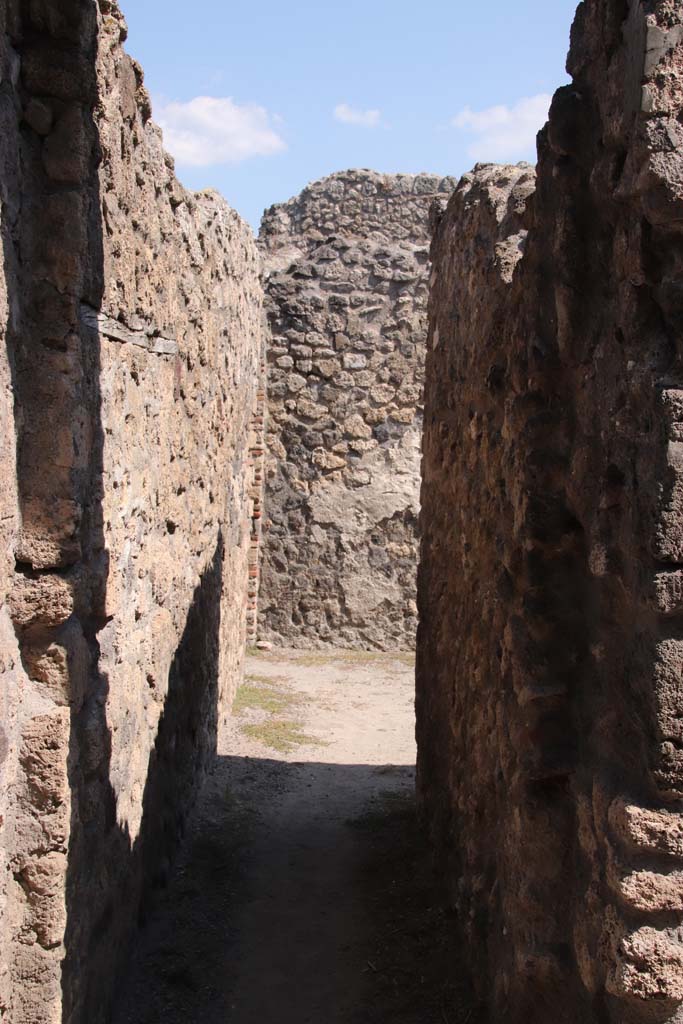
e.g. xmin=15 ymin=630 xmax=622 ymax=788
xmin=259 ymin=169 xmax=456 ymax=650
xmin=0 ymin=2 xmax=264 ymax=1022
xmin=417 ymin=3 xmax=683 ymax=1022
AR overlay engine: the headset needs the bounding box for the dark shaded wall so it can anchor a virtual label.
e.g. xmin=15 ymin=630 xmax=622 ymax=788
xmin=0 ymin=2 xmax=264 ymax=1021
xmin=417 ymin=2 xmax=683 ymax=1022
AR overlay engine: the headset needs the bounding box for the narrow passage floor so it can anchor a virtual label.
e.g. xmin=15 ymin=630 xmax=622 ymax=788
xmin=114 ymin=650 xmax=478 ymax=1024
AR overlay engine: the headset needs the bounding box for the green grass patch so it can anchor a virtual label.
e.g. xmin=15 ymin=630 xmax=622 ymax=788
xmin=246 ymin=647 xmax=415 ymax=670
xmin=240 ymin=719 xmax=324 ymax=753
xmin=234 ymin=674 xmax=324 ymax=752
xmin=391 ymin=651 xmax=416 ymax=667
xmin=291 ymin=649 xmax=415 ymax=669
xmin=233 ymin=684 xmax=288 ymax=715
xmin=232 ymin=675 xmax=303 ymax=716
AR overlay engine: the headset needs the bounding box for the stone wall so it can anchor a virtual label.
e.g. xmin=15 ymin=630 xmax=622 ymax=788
xmin=259 ymin=170 xmax=455 ymax=650
xmin=0 ymin=2 xmax=30 ymax=1016
xmin=417 ymin=2 xmax=683 ymax=1022
xmin=0 ymin=3 xmax=263 ymax=1022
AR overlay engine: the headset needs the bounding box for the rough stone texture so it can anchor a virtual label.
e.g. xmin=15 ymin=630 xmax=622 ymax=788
xmin=259 ymin=170 xmax=456 ymax=650
xmin=0 ymin=3 xmax=263 ymax=1022
xmin=0 ymin=4 xmax=32 ymax=1015
xmin=417 ymin=3 xmax=683 ymax=1022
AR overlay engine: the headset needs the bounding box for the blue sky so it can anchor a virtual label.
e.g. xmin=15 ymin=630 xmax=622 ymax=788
xmin=123 ymin=0 xmax=578 ymax=231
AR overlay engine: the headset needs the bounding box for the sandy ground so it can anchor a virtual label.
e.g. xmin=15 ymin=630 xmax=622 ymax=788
xmin=113 ymin=650 xmax=478 ymax=1024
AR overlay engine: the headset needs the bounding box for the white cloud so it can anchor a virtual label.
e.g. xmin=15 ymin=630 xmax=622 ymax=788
xmin=334 ymin=103 xmax=381 ymax=127
xmin=452 ymin=94 xmax=552 ymax=162
xmin=156 ymin=96 xmax=286 ymax=167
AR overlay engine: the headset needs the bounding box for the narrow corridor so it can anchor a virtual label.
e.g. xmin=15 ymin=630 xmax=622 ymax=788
xmin=113 ymin=650 xmax=477 ymax=1024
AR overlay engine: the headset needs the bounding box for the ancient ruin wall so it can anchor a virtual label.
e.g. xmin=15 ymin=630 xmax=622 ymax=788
xmin=259 ymin=170 xmax=455 ymax=650
xmin=417 ymin=3 xmax=683 ymax=1022
xmin=0 ymin=3 xmax=263 ymax=1022
xmin=0 ymin=3 xmax=30 ymax=1016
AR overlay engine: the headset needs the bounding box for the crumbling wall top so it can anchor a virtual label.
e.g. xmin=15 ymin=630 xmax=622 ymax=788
xmin=260 ymin=169 xmax=457 ymax=256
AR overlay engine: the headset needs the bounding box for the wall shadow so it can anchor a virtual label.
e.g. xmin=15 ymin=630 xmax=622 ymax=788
xmin=111 ymin=754 xmax=481 ymax=1024
xmin=64 ymin=533 xmax=225 ymax=1023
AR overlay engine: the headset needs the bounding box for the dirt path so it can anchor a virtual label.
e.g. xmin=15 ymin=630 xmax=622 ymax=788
xmin=114 ymin=650 xmax=478 ymax=1024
